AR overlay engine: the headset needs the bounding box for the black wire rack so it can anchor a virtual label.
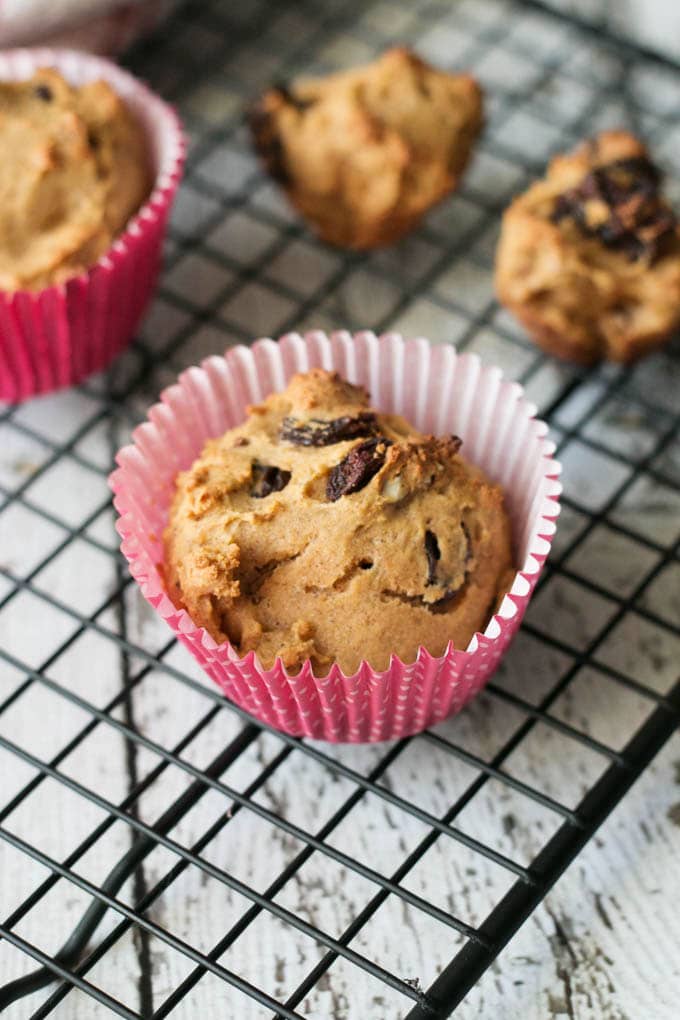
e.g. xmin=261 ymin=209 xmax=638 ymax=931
xmin=1 ymin=0 xmax=680 ymax=1017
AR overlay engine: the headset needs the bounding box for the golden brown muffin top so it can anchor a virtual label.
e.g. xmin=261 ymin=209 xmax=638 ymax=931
xmin=164 ymin=369 xmax=512 ymax=676
xmin=248 ymin=47 xmax=482 ymax=249
xmin=0 ymin=67 xmax=151 ymax=291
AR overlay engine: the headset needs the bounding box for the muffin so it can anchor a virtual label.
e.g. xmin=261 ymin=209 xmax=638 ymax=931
xmin=113 ymin=332 xmax=560 ymax=741
xmin=248 ymin=47 xmax=483 ymax=249
xmin=163 ymin=368 xmax=513 ymax=676
xmin=0 ymin=66 xmax=151 ymax=291
xmin=0 ymin=48 xmax=184 ymax=403
xmin=495 ymin=131 xmax=680 ymax=364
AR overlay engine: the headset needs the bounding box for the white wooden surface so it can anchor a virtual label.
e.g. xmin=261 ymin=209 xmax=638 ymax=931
xmin=0 ymin=387 xmax=678 ymax=1019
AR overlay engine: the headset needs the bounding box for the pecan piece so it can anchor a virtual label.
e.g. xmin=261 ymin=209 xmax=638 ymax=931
xmin=551 ymin=155 xmax=676 ymax=263
xmin=326 ymin=438 xmax=391 ymax=501
xmin=251 ymin=462 xmax=291 ymax=499
xmin=280 ymin=412 xmax=378 ymax=446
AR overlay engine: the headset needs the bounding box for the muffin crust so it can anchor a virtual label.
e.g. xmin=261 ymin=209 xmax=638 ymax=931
xmin=0 ymin=67 xmax=151 ymax=291
xmin=248 ymin=48 xmax=483 ymax=249
xmin=164 ymin=369 xmax=512 ymax=676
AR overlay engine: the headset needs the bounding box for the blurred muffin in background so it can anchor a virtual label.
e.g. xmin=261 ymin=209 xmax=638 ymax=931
xmin=0 ymin=67 xmax=151 ymax=291
xmin=248 ymin=47 xmax=483 ymax=249
xmin=496 ymin=131 xmax=680 ymax=363
xmin=0 ymin=48 xmax=184 ymax=403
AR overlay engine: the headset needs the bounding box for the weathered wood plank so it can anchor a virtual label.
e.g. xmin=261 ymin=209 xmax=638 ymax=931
xmin=0 ymin=398 xmax=141 ymax=1018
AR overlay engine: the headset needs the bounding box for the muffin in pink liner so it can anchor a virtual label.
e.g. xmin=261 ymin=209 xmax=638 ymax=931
xmin=111 ymin=332 xmax=562 ymax=743
xmin=0 ymin=48 xmax=185 ymax=403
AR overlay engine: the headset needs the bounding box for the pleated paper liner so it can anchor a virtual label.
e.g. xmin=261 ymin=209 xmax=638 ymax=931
xmin=111 ymin=332 xmax=562 ymax=743
xmin=0 ymin=47 xmax=185 ymax=403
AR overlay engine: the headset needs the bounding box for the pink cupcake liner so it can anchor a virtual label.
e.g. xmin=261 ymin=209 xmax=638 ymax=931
xmin=0 ymin=48 xmax=185 ymax=403
xmin=0 ymin=2 xmax=177 ymax=54
xmin=111 ymin=332 xmax=562 ymax=743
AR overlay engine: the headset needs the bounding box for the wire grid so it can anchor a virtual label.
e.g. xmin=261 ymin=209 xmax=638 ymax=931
xmin=1 ymin=0 xmax=680 ymax=1016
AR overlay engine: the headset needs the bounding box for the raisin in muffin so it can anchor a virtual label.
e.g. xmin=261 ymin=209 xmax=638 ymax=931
xmin=0 ymin=67 xmax=151 ymax=291
xmin=495 ymin=131 xmax=680 ymax=364
xmin=164 ymin=369 xmax=512 ymax=676
xmin=248 ymin=48 xmax=483 ymax=249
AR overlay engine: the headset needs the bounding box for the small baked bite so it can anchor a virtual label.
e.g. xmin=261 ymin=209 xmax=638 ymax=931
xmin=163 ymin=369 xmax=512 ymax=676
xmin=0 ymin=67 xmax=151 ymax=291
xmin=248 ymin=48 xmax=483 ymax=249
xmin=495 ymin=131 xmax=680 ymax=363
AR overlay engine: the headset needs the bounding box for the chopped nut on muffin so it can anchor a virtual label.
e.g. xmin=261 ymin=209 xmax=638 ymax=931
xmin=0 ymin=67 xmax=151 ymax=291
xmin=495 ymin=130 xmax=680 ymax=363
xmin=248 ymin=48 xmax=483 ymax=249
xmin=164 ymin=369 xmax=512 ymax=676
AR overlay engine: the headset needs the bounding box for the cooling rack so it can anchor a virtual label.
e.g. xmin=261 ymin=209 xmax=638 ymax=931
xmin=1 ymin=0 xmax=679 ymax=1017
